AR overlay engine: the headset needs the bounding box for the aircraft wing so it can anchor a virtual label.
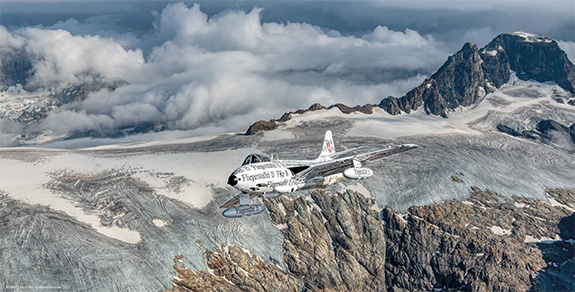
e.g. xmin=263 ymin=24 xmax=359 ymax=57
xmin=354 ymin=144 xmax=418 ymax=163
xmin=219 ymin=193 xmax=260 ymax=208
xmin=322 ymin=146 xmax=364 ymax=159
xmin=293 ymin=144 xmax=418 ymax=181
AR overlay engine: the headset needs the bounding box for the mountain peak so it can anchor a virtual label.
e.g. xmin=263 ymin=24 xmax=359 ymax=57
xmin=379 ymin=32 xmax=575 ymax=118
xmin=380 ymin=39 xmax=486 ymax=118
xmin=462 ymin=42 xmax=478 ymax=51
xmin=508 ymin=32 xmax=553 ymax=43
xmin=482 ymin=32 xmax=574 ymax=92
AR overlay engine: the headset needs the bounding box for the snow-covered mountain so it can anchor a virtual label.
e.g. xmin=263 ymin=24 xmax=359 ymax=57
xmin=248 ymin=32 xmax=575 ymax=152
xmin=379 ymin=32 xmax=575 ymax=117
xmin=2 ymin=32 xmax=574 ymax=147
xmin=1 ymin=32 xmax=574 ymax=291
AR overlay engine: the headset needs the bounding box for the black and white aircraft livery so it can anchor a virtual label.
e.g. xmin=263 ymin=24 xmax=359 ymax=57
xmin=221 ymin=130 xmax=418 ymax=218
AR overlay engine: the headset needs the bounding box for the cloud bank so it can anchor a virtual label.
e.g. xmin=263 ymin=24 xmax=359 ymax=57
xmin=1 ymin=2 xmax=455 ymax=145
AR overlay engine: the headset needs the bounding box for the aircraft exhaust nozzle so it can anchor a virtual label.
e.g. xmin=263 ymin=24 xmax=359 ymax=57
xmin=222 ymin=204 xmax=266 ymax=218
xmin=343 ymin=167 xmax=373 ymax=179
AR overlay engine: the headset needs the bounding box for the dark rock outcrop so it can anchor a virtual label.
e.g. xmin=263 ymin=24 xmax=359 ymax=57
xmin=245 ymin=103 xmax=324 ymax=135
xmin=382 ymin=188 xmax=575 ymax=291
xmin=245 ymin=119 xmax=279 ymax=135
xmin=52 ymin=78 xmax=127 ymax=104
xmin=451 ymin=175 xmax=464 ymax=183
xmin=496 ymin=119 xmax=575 ymax=148
xmin=378 ymin=97 xmax=401 ymax=115
xmin=245 ymin=103 xmax=374 ymax=135
xmin=171 ymin=247 xmax=302 ymax=292
xmin=482 ymin=33 xmax=575 ymax=92
xmin=558 ymin=213 xmax=575 ymax=240
xmin=0 ymin=49 xmax=32 ymax=90
xmin=329 ymin=103 xmax=374 ymax=114
xmin=380 ymin=43 xmax=488 ymax=118
xmin=537 ymin=120 xmax=575 ymax=144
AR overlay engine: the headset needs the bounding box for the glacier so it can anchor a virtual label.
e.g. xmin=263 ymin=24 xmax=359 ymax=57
xmin=1 ymin=78 xmax=575 ymax=291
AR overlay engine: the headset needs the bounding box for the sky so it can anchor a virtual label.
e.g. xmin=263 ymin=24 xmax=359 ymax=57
xmin=0 ymin=0 xmax=574 ymax=145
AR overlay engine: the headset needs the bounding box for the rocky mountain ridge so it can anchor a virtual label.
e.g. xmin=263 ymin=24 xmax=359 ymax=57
xmin=0 ymin=48 xmax=32 ymax=91
xmin=0 ymin=78 xmax=127 ymax=145
xmin=0 ymin=42 xmax=132 ymax=145
xmin=246 ymin=32 xmax=575 ymax=135
xmin=245 ymin=103 xmax=375 ymax=135
xmin=380 ymin=42 xmax=488 ymax=118
xmin=167 ymin=188 xmax=574 ymax=292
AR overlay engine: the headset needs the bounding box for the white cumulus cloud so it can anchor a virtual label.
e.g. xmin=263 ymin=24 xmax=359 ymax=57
xmin=0 ymin=2 xmax=453 ymax=145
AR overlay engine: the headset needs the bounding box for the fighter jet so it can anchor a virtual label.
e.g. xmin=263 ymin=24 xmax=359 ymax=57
xmin=221 ymin=130 xmax=418 ymax=218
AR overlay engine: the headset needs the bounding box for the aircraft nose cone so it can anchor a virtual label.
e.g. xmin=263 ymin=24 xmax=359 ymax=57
xmin=227 ymin=174 xmax=238 ymax=187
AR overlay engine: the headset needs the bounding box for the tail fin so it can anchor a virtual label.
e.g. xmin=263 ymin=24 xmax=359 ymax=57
xmin=318 ymin=130 xmax=335 ymax=159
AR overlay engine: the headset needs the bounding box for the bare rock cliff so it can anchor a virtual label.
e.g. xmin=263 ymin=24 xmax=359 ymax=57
xmin=169 ymin=190 xmax=386 ymax=292
xmin=168 ymin=188 xmax=574 ymax=291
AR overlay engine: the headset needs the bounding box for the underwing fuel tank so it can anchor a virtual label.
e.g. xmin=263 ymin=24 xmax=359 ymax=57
xmin=343 ymin=167 xmax=373 ymax=179
xmin=222 ymin=204 xmax=266 ymax=218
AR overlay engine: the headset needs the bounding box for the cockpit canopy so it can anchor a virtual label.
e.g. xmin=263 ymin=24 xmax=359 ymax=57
xmin=242 ymin=153 xmax=271 ymax=166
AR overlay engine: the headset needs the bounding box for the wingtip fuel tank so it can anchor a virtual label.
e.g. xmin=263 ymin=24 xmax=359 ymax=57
xmin=343 ymin=167 xmax=373 ymax=179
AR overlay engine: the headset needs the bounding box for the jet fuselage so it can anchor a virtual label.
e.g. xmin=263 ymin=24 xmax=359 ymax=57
xmin=220 ymin=130 xmax=418 ymax=218
xmin=227 ymin=161 xmax=295 ymax=194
